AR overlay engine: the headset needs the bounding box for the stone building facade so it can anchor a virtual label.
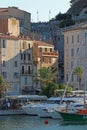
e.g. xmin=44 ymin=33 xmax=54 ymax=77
xmin=64 ymin=24 xmax=87 ymax=90
xmin=0 ymin=35 xmax=58 ymax=95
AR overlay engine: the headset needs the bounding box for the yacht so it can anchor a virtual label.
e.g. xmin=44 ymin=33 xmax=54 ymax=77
xmin=22 ymin=97 xmax=61 ymax=116
xmin=48 ymin=97 xmax=86 ymax=119
xmin=22 ymin=96 xmax=84 ymax=118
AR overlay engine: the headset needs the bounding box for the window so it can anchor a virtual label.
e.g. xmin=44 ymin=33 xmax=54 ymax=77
xmin=71 ymin=48 xmax=74 ymax=57
xmin=77 ymin=48 xmax=80 ymax=55
xmin=28 ymin=44 xmax=30 ymax=49
xmin=39 ymin=48 xmax=42 ymax=52
xmin=14 ymin=72 xmax=19 ymax=78
xmin=71 ymin=61 xmax=74 ymax=69
xmin=45 ymin=48 xmax=47 ymax=52
xmin=72 ymin=36 xmax=74 ymax=43
xmin=66 ymin=62 xmax=68 ymax=69
xmin=50 ymin=48 xmax=52 ymax=52
xmin=25 ymin=77 xmax=28 ymax=85
xmin=66 ymin=36 xmax=68 ymax=44
xmin=2 ymin=72 xmax=7 ymax=78
xmin=28 ymin=66 xmax=30 ymax=74
xmin=23 ymin=42 xmax=26 ymax=49
xmin=42 ymin=57 xmax=45 ymax=62
xmin=42 ymin=57 xmax=46 ymax=63
xmin=48 ymin=57 xmax=51 ymax=63
xmin=3 ymin=40 xmax=6 ymax=48
xmin=58 ymin=37 xmax=60 ymax=41
xmin=24 ymin=53 xmax=26 ymax=60
xmin=21 ymin=53 xmax=23 ymax=60
xmin=20 ymin=21 xmax=24 ymax=27
xmin=22 ymin=66 xmax=24 ymax=74
xmin=14 ymin=61 xmax=17 ymax=67
xmin=77 ymin=35 xmax=79 ymax=43
xmin=2 ymin=60 xmax=6 ymax=67
xmin=28 ymin=54 xmax=31 ymax=60
xmin=66 ymin=49 xmax=69 ymax=57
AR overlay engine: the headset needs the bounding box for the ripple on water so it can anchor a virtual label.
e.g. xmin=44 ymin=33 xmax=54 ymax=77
xmin=0 ymin=115 xmax=87 ymax=130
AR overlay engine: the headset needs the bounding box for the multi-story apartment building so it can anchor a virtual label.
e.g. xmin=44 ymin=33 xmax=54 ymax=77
xmin=0 ymin=34 xmax=58 ymax=95
xmin=0 ymin=6 xmax=31 ymax=36
xmin=31 ymin=21 xmax=64 ymax=83
xmin=64 ymin=24 xmax=87 ymax=90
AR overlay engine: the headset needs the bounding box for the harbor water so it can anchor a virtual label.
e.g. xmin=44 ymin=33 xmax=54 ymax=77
xmin=0 ymin=115 xmax=87 ymax=130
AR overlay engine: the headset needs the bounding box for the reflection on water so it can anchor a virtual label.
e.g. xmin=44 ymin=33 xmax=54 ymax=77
xmin=0 ymin=115 xmax=87 ymax=130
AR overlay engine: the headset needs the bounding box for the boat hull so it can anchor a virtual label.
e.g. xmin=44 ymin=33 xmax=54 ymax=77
xmin=59 ymin=111 xmax=87 ymax=123
xmin=0 ymin=109 xmax=26 ymax=115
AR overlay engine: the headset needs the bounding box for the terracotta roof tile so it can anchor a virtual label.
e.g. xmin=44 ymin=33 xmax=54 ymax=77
xmin=0 ymin=8 xmax=8 ymax=12
xmin=33 ymin=40 xmax=54 ymax=47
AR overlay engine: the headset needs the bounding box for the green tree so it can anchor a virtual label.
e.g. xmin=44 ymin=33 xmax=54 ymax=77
xmin=55 ymin=12 xmax=72 ymax=21
xmin=55 ymin=12 xmax=75 ymax=28
xmin=0 ymin=75 xmax=10 ymax=97
xmin=40 ymin=82 xmax=72 ymax=97
xmin=34 ymin=67 xmax=57 ymax=88
xmin=41 ymin=82 xmax=58 ymax=97
xmin=54 ymin=83 xmax=72 ymax=97
xmin=73 ymin=66 xmax=83 ymax=90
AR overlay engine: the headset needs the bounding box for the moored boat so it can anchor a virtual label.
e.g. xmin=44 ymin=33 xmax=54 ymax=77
xmin=58 ymin=108 xmax=87 ymax=123
xmin=47 ymin=97 xmax=85 ymax=119
xmin=0 ymin=95 xmax=47 ymax=116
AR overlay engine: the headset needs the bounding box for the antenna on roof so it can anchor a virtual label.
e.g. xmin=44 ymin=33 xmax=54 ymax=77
xmin=37 ymin=10 xmax=39 ymax=22
xmin=49 ymin=10 xmax=51 ymax=21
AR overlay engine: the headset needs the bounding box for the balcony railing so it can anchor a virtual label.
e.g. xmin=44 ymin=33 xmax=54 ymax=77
xmin=21 ymin=70 xmax=32 ymax=75
xmin=42 ymin=52 xmax=58 ymax=57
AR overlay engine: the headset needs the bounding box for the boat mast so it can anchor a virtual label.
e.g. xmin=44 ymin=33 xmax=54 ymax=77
xmin=60 ymin=39 xmax=81 ymax=104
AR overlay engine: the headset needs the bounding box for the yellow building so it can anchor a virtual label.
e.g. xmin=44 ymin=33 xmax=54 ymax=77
xmin=0 ymin=17 xmax=20 ymax=36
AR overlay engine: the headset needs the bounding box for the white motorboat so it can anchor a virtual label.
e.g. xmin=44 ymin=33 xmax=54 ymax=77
xmin=36 ymin=103 xmax=59 ymax=118
xmin=32 ymin=97 xmax=81 ymax=118
xmin=22 ymin=96 xmax=86 ymax=118
xmin=21 ymin=97 xmax=61 ymax=116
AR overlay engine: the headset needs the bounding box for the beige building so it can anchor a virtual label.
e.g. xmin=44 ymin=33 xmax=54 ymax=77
xmin=0 ymin=6 xmax=31 ymax=36
xmin=0 ymin=35 xmax=58 ymax=95
xmin=0 ymin=17 xmax=20 ymax=36
xmin=64 ymin=24 xmax=87 ymax=90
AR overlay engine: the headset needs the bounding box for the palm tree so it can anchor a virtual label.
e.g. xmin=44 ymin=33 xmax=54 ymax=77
xmin=34 ymin=67 xmax=57 ymax=89
xmin=73 ymin=66 xmax=83 ymax=90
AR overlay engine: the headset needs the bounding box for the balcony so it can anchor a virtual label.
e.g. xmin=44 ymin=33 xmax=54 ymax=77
xmin=42 ymin=52 xmax=58 ymax=58
xmin=21 ymin=70 xmax=32 ymax=75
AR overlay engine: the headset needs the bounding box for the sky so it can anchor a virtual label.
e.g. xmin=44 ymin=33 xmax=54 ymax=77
xmin=0 ymin=0 xmax=71 ymax=22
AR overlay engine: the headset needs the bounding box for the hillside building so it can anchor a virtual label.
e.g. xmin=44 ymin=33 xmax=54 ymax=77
xmin=0 ymin=34 xmax=58 ymax=95
xmin=0 ymin=6 xmax=31 ymax=36
xmin=64 ymin=24 xmax=87 ymax=90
